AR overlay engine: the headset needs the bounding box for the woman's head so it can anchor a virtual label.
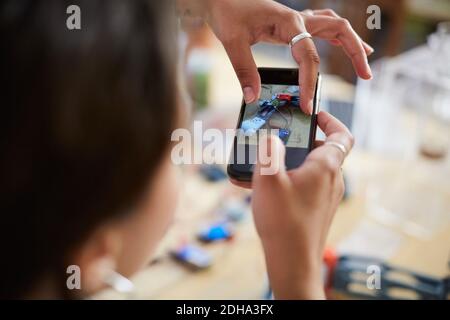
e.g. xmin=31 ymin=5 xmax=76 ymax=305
xmin=0 ymin=0 xmax=180 ymax=298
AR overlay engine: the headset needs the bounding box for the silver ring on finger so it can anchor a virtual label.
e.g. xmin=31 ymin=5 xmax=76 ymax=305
xmin=324 ymin=141 xmax=347 ymax=157
xmin=289 ymin=32 xmax=312 ymax=48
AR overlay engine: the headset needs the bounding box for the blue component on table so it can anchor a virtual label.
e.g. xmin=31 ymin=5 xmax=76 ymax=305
xmin=172 ymin=244 xmax=212 ymax=270
xmin=198 ymin=222 xmax=233 ymax=242
xmin=199 ymin=165 xmax=227 ymax=182
xmin=222 ymin=202 xmax=246 ymax=222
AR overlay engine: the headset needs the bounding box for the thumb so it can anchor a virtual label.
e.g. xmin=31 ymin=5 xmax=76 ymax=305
xmin=224 ymin=40 xmax=261 ymax=104
xmin=253 ymin=134 xmax=287 ymax=187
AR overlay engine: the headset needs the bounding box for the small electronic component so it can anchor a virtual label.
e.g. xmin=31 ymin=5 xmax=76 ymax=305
xmin=278 ymin=128 xmax=291 ymax=144
xmin=171 ymin=244 xmax=212 ymax=270
xmin=218 ymin=200 xmax=247 ymax=222
xmin=198 ymin=222 xmax=234 ymax=242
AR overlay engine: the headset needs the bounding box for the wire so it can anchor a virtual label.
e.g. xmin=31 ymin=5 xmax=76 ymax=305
xmin=268 ymin=102 xmax=293 ymax=129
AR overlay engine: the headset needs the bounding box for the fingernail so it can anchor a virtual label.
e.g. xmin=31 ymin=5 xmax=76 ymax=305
xmin=306 ymin=100 xmax=313 ymax=115
xmin=366 ymin=43 xmax=375 ymax=54
xmin=364 ymin=55 xmax=373 ymax=79
xmin=243 ymin=87 xmax=255 ymax=104
xmin=367 ymin=68 xmax=373 ymax=79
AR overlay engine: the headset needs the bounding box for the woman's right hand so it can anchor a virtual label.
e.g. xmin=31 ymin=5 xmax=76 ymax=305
xmin=251 ymin=111 xmax=354 ymax=299
xmin=179 ymin=0 xmax=372 ymax=114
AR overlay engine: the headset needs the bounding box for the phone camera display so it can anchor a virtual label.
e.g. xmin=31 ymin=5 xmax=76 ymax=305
xmin=238 ymin=84 xmax=311 ymax=148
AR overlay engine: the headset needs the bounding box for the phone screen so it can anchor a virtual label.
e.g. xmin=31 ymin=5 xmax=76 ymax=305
xmin=237 ymin=84 xmax=311 ymax=148
xmin=228 ymin=68 xmax=320 ymax=182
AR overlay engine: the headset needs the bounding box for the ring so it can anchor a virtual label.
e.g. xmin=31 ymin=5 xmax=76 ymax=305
xmin=289 ymin=32 xmax=312 ymax=48
xmin=325 ymin=141 xmax=347 ymax=156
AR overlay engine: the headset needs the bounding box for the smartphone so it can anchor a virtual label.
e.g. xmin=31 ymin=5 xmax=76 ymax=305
xmin=227 ymin=68 xmax=321 ymax=182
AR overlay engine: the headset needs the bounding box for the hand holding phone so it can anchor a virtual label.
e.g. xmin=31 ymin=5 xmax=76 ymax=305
xmin=251 ymin=111 xmax=354 ymax=299
xmin=227 ymin=68 xmax=322 ymax=182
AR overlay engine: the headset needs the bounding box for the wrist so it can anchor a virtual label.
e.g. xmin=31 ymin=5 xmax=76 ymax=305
xmin=262 ymin=239 xmax=325 ymax=299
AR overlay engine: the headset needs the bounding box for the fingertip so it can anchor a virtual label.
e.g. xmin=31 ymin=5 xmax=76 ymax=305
xmin=317 ymin=110 xmax=336 ymax=130
xmin=363 ymin=42 xmax=375 ymax=56
xmin=364 ymin=57 xmax=373 ymax=79
xmin=357 ymin=64 xmax=373 ymax=80
xmin=363 ymin=59 xmax=373 ymax=79
xmin=317 ymin=110 xmax=329 ymax=124
xmin=362 ymin=68 xmax=373 ymax=80
xmin=243 ymin=86 xmax=256 ymax=104
xmin=264 ymin=134 xmax=286 ymax=160
xmin=300 ymin=102 xmax=312 ymax=115
xmin=352 ymin=51 xmax=373 ymax=80
xmin=317 ymin=110 xmax=351 ymax=136
xmin=300 ymin=94 xmax=313 ymax=115
xmin=254 ymin=134 xmax=286 ymax=178
xmin=271 ymin=134 xmax=286 ymax=152
xmin=367 ymin=66 xmax=373 ymax=79
xmin=307 ymin=100 xmax=313 ymax=115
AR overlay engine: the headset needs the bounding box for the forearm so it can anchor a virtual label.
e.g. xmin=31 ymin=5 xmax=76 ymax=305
xmin=262 ymin=239 xmax=326 ymax=300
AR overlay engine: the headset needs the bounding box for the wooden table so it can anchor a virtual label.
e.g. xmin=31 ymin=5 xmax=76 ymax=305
xmin=95 ymin=149 xmax=450 ymax=300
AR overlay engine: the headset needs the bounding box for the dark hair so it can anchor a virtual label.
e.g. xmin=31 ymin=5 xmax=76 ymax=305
xmin=0 ymin=0 xmax=177 ymax=298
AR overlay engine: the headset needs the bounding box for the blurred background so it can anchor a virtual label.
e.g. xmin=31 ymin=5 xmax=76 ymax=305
xmin=98 ymin=0 xmax=450 ymax=300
